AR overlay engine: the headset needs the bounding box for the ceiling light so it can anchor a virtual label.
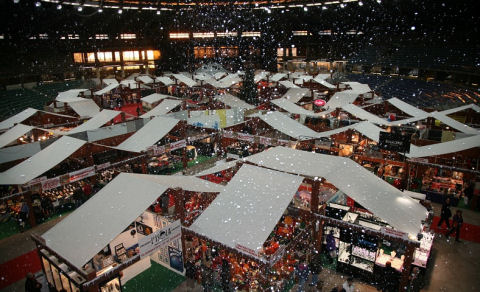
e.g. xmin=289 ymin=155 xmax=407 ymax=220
xmin=98 ymin=8 xmax=103 ymax=13
xmin=322 ymin=6 xmax=327 ymax=10
xmin=303 ymin=7 xmax=308 ymax=11
xmin=156 ymin=10 xmax=161 ymax=15
xmin=35 ymin=1 xmax=41 ymax=7
xmin=57 ymin=4 xmax=62 ymax=10
xmin=78 ymin=6 xmax=83 ymax=12
xmin=358 ymin=1 xmax=363 ymax=6
xmin=118 ymin=9 xmax=123 ymax=14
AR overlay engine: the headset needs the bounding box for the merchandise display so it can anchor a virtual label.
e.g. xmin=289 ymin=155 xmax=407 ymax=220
xmin=375 ymin=250 xmax=404 ymax=272
xmin=413 ymin=232 xmax=434 ymax=268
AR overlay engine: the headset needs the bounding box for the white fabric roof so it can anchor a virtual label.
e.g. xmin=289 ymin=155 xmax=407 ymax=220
xmin=319 ymin=91 xmax=359 ymax=115
xmin=281 ymin=88 xmax=310 ymax=103
xmin=120 ymin=79 xmax=138 ymax=88
xmin=214 ymin=72 xmax=227 ymax=80
xmin=216 ymin=74 xmax=242 ymax=88
xmin=342 ymin=82 xmax=372 ymax=94
xmin=42 ymin=173 xmax=168 ymax=268
xmin=440 ymin=104 xmax=480 ymax=115
xmin=271 ymin=98 xmax=320 ymax=117
xmin=351 ymin=121 xmax=385 ymax=142
xmin=68 ymin=99 xmax=101 ymax=118
xmin=313 ymin=78 xmax=336 ymax=89
xmin=194 ymin=74 xmax=211 ymax=81
xmin=245 ymin=147 xmax=427 ymax=236
xmin=270 ymin=73 xmax=287 ymax=82
xmin=196 ymin=159 xmax=238 ymax=176
xmin=0 ymin=124 xmax=35 ymax=148
xmin=140 ymin=99 xmax=182 ymax=118
xmin=115 ymin=116 xmax=179 ymax=152
xmin=0 ymin=142 xmax=42 ymax=164
xmin=258 ymin=111 xmax=321 ymax=140
xmin=342 ymin=104 xmax=391 ymax=125
xmin=155 ymin=76 xmax=175 ymax=85
xmin=0 ymin=136 xmax=86 ymax=185
xmin=313 ymin=74 xmax=330 ymax=82
xmin=56 ymin=89 xmax=88 ymax=103
xmin=136 ymin=75 xmax=154 ymax=84
xmin=93 ymin=83 xmax=119 ymax=96
xmin=215 ymin=94 xmax=255 ymax=110
xmin=67 ymin=110 xmax=120 ymax=135
xmin=254 ymin=71 xmax=270 ymax=83
xmin=406 ymin=135 xmax=480 ymax=158
xmin=290 ymin=72 xmax=304 ymax=79
xmin=430 ymin=112 xmax=480 ymax=135
xmin=279 ymin=80 xmax=300 ymax=89
xmin=128 ymin=173 xmax=224 ymax=193
xmin=190 ymin=164 xmax=304 ymax=256
xmin=0 ymin=108 xmax=38 ymax=131
xmin=102 ymin=79 xmax=118 ymax=86
xmin=141 ymin=93 xmax=167 ymax=105
xmin=172 ymin=74 xmax=198 ymax=87
xmin=388 ymin=98 xmax=429 ymax=117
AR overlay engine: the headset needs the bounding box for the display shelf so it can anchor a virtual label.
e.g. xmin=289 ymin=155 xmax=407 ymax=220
xmin=338 ymin=241 xmax=351 ymax=264
xmin=324 ymin=226 xmax=341 ymax=238
xmin=351 ymin=257 xmax=374 ymax=273
xmin=329 ymin=203 xmax=350 ymax=211
xmin=358 ymin=220 xmax=382 ymax=231
xmin=413 ymin=232 xmax=434 ymax=268
xmin=351 ymin=245 xmax=376 ymax=262
xmin=375 ymin=253 xmax=404 ymax=272
xmin=343 ymin=212 xmax=358 ymax=223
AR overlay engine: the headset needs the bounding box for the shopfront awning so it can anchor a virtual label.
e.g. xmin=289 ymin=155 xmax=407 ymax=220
xmin=190 ymin=164 xmax=304 ymax=256
xmin=342 ymin=104 xmax=391 ymax=125
xmin=387 ymin=97 xmax=429 ymax=118
xmin=0 ymin=108 xmax=38 ymax=131
xmin=56 ymin=89 xmax=89 ymax=103
xmin=93 ymin=83 xmax=119 ymax=96
xmin=440 ymin=104 xmax=480 ymax=115
xmin=141 ymin=93 xmax=166 ymax=105
xmin=342 ymin=82 xmax=372 ymax=94
xmin=68 ymin=99 xmax=101 ymax=118
xmin=279 ymin=80 xmax=300 ymax=89
xmin=129 ymin=173 xmax=225 ymax=193
xmin=0 ymin=136 xmax=86 ymax=185
xmin=0 ymin=142 xmax=42 ymax=164
xmin=430 ymin=112 xmax=480 ymax=135
xmin=281 ymin=88 xmax=310 ymax=103
xmin=351 ymin=121 xmax=385 ymax=143
xmin=215 ymin=94 xmax=255 ymax=110
xmin=258 ymin=111 xmax=322 ymax=140
xmin=270 ymin=73 xmax=287 ymax=82
xmin=406 ymin=135 xmax=480 ymax=158
xmin=0 ymin=124 xmax=35 ymax=148
xmin=318 ymin=91 xmax=359 ymax=116
xmin=136 ymin=75 xmax=154 ymax=84
xmin=155 ymin=76 xmax=175 ymax=86
xmin=115 ymin=116 xmax=179 ymax=153
xmin=254 ymin=71 xmax=269 ymax=83
xmin=245 ymin=147 xmax=427 ymax=236
xmin=172 ymin=74 xmax=198 ymax=87
xmin=140 ymin=99 xmax=182 ymax=118
xmin=216 ymin=74 xmax=242 ymax=88
xmin=102 ymin=78 xmax=118 ymax=86
xmin=67 ymin=110 xmax=120 ymax=135
xmin=196 ymin=159 xmax=238 ymax=176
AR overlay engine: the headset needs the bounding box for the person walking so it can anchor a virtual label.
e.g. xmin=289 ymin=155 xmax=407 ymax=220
xmin=295 ymin=260 xmax=309 ymax=292
xmin=446 ymin=210 xmax=463 ymax=242
xmin=326 ymin=230 xmax=337 ymax=263
xmin=408 ymin=266 xmax=423 ymax=292
xmin=437 ymin=197 xmax=452 ymax=230
xmin=18 ymin=200 xmax=29 ymax=232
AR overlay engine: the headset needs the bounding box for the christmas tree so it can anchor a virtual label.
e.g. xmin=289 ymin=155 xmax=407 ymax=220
xmin=239 ymin=66 xmax=258 ymax=105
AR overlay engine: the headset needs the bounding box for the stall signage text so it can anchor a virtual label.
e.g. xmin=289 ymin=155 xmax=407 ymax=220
xmin=170 ymin=140 xmax=187 ymax=151
xmin=235 ymin=244 xmax=258 ymax=257
xmin=41 ymin=177 xmax=61 ymax=191
xmin=69 ymin=166 xmax=96 ymax=183
xmin=139 ymin=220 xmax=182 ymax=258
xmin=237 ymin=133 xmax=254 ymax=142
xmin=380 ymin=227 xmax=409 ymax=240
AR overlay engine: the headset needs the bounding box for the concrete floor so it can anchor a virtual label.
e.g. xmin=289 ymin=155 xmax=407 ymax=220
xmin=1 ymin=203 xmax=479 ymax=292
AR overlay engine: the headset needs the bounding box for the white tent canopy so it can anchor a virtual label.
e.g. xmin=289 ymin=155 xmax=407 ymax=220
xmin=388 ymin=98 xmax=429 ymax=118
xmin=430 ymin=112 xmax=480 ymax=135
xmin=271 ymin=98 xmax=320 ymax=117
xmin=155 ymin=76 xmax=175 ymax=85
xmin=258 ymin=111 xmax=321 ymax=140
xmin=342 ymin=82 xmax=372 ymax=94
xmin=0 ymin=136 xmax=86 ymax=185
xmin=140 ymin=99 xmax=182 ymax=118
xmin=196 ymin=159 xmax=238 ymax=176
xmin=172 ymin=74 xmax=198 ymax=87
xmin=279 ymin=80 xmax=300 ymax=89
xmin=342 ymin=104 xmax=391 ymax=125
xmin=129 ymin=173 xmax=224 ymax=193
xmin=56 ymin=89 xmax=89 ymax=103
xmin=94 ymin=83 xmax=119 ymax=96
xmin=68 ymin=99 xmax=101 ymax=118
xmin=319 ymin=91 xmax=359 ymax=115
xmin=216 ymin=74 xmax=242 ymax=88
xmin=115 ymin=116 xmax=179 ymax=153
xmin=190 ymin=164 xmax=304 ymax=257
xmin=270 ymin=73 xmax=287 ymax=82
xmin=406 ymin=135 xmax=480 ymax=158
xmin=351 ymin=121 xmax=385 ymax=142
xmin=67 ymin=110 xmax=120 ymax=135
xmin=120 ymin=79 xmax=139 ymax=88
xmin=215 ymin=94 xmax=255 ymax=110
xmin=245 ymin=147 xmax=427 ymax=236
xmin=281 ymin=88 xmax=310 ymax=103
xmin=136 ymin=75 xmax=154 ymax=84
xmin=254 ymin=71 xmax=270 ymax=83
xmin=0 ymin=108 xmax=38 ymax=131
xmin=0 ymin=142 xmax=42 ymax=164
xmin=102 ymin=79 xmax=118 ymax=86
xmin=141 ymin=93 xmax=168 ymax=105
xmin=0 ymin=124 xmax=35 ymax=149
xmin=440 ymin=104 xmax=480 ymax=115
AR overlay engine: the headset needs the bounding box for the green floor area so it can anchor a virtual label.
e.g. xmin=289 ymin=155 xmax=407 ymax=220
xmin=320 ymin=253 xmax=338 ymax=271
xmin=122 ymin=260 xmax=185 ymax=292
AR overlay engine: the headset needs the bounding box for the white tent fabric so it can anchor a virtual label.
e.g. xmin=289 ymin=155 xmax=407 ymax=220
xmin=279 ymin=80 xmax=300 ymax=89
xmin=42 ymin=173 xmax=168 ymax=268
xmin=258 ymin=111 xmax=321 ymax=140
xmin=0 ymin=142 xmax=42 ymax=164
xmin=0 ymin=108 xmax=38 ymax=131
xmin=271 ymin=98 xmax=320 ymax=117
xmin=254 ymin=71 xmax=270 ymax=83
xmin=102 ymin=79 xmax=118 ymax=86
xmin=194 ymin=74 xmax=211 ymax=81
xmin=313 ymin=74 xmax=330 ymax=82
xmin=406 ymin=135 xmax=480 ymax=158
xmin=67 ymin=110 xmax=120 ymax=134
xmin=430 ymin=112 xmax=480 ymax=135
xmin=342 ymin=82 xmax=372 ymax=94
xmin=214 ymin=72 xmax=227 ymax=80
xmin=196 ymin=159 xmax=238 ymax=176
xmin=319 ymin=91 xmax=359 ymax=115
xmin=270 ymin=73 xmax=287 ymax=82
xmin=313 ymin=78 xmax=335 ymax=89
xmin=120 ymin=80 xmax=139 ymax=88
xmin=294 ymin=78 xmax=304 ymax=85
xmin=68 ymin=99 xmax=101 ymax=118
xmin=93 ymin=83 xmax=119 ymax=96
xmin=351 ymin=121 xmax=385 ymax=142
xmin=289 ymin=72 xmax=305 ymax=79
xmin=0 ymin=124 xmax=35 ymax=148
xmin=281 ymin=88 xmax=310 ymax=103
xmin=388 ymin=98 xmax=429 ymax=117
xmin=136 ymin=75 xmax=154 ymax=84
xmin=440 ymin=104 xmax=480 ymax=115
xmin=128 ymin=173 xmax=224 ymax=193
xmin=141 ymin=93 xmax=166 ymax=105
xmin=245 ymin=147 xmax=427 ymax=236
xmin=155 ymin=76 xmax=175 ymax=85
xmin=215 ymin=94 xmax=255 ymax=110
xmin=342 ymin=104 xmax=391 ymax=125
xmin=0 ymin=136 xmax=86 ymax=185
xmin=172 ymin=74 xmax=198 ymax=87
xmin=190 ymin=164 xmax=304 ymax=256
xmin=115 ymin=116 xmax=179 ymax=152
xmin=216 ymin=74 xmax=242 ymax=88
xmin=140 ymin=99 xmax=182 ymax=118
xmin=56 ymin=89 xmax=88 ymax=103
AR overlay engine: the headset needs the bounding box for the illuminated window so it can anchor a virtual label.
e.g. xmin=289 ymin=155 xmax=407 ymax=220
xmin=68 ymin=34 xmax=80 ymax=40
xmin=29 ymin=36 xmax=37 ymax=40
xmin=73 ymin=53 xmax=84 ymax=63
xmin=0 ymin=35 xmax=4 ymax=40
xmin=86 ymin=53 xmax=95 ymax=63
xmin=97 ymin=52 xmax=113 ymax=62
xmin=218 ymin=47 xmax=238 ymax=57
xmin=169 ymin=33 xmax=190 ymax=39
xmin=120 ymin=33 xmax=136 ymax=39
xmin=293 ymin=30 xmax=309 ymax=36
xmin=291 ymin=48 xmax=297 ymax=57
xmin=123 ymin=51 xmax=140 ymax=61
xmin=241 ymin=31 xmax=261 ymax=37
xmin=216 ymin=32 xmax=237 ymax=37
xmin=95 ymin=34 xmax=109 ymax=39
xmin=346 ymin=30 xmax=357 ymax=35
xmin=194 ymin=47 xmax=215 ymax=59
xmin=319 ymin=30 xmax=332 ymax=35
xmin=124 ymin=65 xmax=140 ymax=70
xmin=38 ymin=33 xmax=48 ymax=39
xmin=277 ymin=48 xmax=284 ymax=57
xmin=193 ymin=32 xmax=215 ymax=38
xmin=146 ymin=50 xmax=161 ymax=60
xmin=114 ymin=52 xmax=120 ymax=61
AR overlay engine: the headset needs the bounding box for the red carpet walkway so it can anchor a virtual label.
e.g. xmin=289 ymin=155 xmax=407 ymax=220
xmin=0 ymin=249 xmax=41 ymax=290
xmin=431 ymin=216 xmax=480 ymax=243
xmin=112 ymin=103 xmax=143 ymax=123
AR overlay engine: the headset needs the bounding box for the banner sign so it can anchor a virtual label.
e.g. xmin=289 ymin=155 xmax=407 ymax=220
xmin=26 ymin=176 xmax=47 ymax=186
xmin=69 ymin=166 xmax=96 ymax=183
xmin=168 ymin=246 xmax=184 ymax=273
xmin=379 ymin=131 xmax=411 ymax=153
xmin=41 ymin=177 xmax=60 ymax=191
xmin=278 ymin=140 xmax=290 ymax=146
xmin=237 ymin=133 xmax=254 ymax=142
xmin=223 ymin=131 xmax=234 ymax=138
xmin=170 ymin=140 xmax=187 ymax=151
xmin=259 ymin=136 xmax=272 ymax=146
xmin=96 ymin=162 xmax=111 ymax=171
xmin=380 ymin=227 xmax=409 ymax=241
xmin=153 ymin=145 xmax=166 ymax=156
xmin=139 ymin=220 xmax=182 ymax=259
xmin=235 ymin=244 xmax=258 ymax=257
